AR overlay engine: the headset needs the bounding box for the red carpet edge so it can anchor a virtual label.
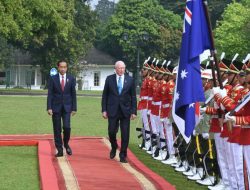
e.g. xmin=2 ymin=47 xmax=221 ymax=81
xmin=0 ymin=135 xmax=176 ymax=190
xmin=117 ymin=140 xmax=176 ymax=190
xmin=0 ymin=139 xmax=60 ymax=190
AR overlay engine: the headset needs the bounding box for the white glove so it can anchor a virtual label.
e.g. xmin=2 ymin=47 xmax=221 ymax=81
xmin=200 ymin=106 xmax=206 ymax=113
xmin=225 ymin=112 xmax=236 ymax=123
xmin=202 ymin=133 xmax=209 ymax=139
xmin=147 ymin=110 xmax=151 ymax=115
xmin=165 ymin=118 xmax=170 ymax=125
xmin=212 ymin=87 xmax=220 ymax=95
xmin=193 ymin=130 xmax=197 ymax=136
xmin=160 ymin=118 xmax=164 ymax=122
xmin=224 ymin=112 xmax=229 ymax=122
xmin=220 ymin=104 xmax=225 ymax=111
xmin=214 ymin=102 xmax=219 ymax=109
xmin=219 ymin=89 xmax=227 ymax=98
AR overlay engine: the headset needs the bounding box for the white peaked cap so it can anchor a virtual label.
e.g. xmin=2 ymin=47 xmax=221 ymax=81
xmin=201 ymin=69 xmax=213 ymax=79
xmin=173 ymin=66 xmax=178 ymax=74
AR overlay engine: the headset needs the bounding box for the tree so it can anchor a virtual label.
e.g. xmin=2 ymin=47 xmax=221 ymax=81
xmin=0 ymin=0 xmax=75 ymax=48
xmin=0 ymin=0 xmax=33 ymax=43
xmin=207 ymin=0 xmax=235 ymax=28
xmin=94 ymin=0 xmax=117 ymax=53
xmin=98 ymin=0 xmax=182 ymax=71
xmin=95 ymin=0 xmax=116 ymax=23
xmin=241 ymin=0 xmax=250 ymax=6
xmin=0 ymin=0 xmax=75 ymax=74
xmin=0 ymin=36 xmax=15 ymax=70
xmin=214 ymin=1 xmax=250 ymax=60
xmin=158 ymin=0 xmax=234 ymax=29
xmin=0 ymin=0 xmax=98 ymax=79
xmin=158 ymin=0 xmax=185 ymax=15
xmin=32 ymin=0 xmax=98 ymax=76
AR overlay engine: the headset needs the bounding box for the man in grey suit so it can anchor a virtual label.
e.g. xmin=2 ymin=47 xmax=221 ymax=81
xmin=47 ymin=60 xmax=77 ymax=157
xmin=102 ymin=61 xmax=137 ymax=163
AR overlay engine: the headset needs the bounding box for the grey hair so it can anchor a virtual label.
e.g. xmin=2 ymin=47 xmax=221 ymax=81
xmin=115 ymin=61 xmax=126 ymax=68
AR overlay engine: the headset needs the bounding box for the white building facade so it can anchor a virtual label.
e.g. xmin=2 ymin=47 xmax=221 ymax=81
xmin=0 ymin=64 xmax=42 ymax=90
xmin=0 ymin=47 xmax=117 ymax=91
xmin=78 ymin=65 xmax=114 ymax=91
xmin=77 ymin=47 xmax=117 ymax=91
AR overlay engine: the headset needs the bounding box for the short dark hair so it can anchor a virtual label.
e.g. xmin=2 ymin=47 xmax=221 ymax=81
xmin=57 ymin=60 xmax=67 ymax=67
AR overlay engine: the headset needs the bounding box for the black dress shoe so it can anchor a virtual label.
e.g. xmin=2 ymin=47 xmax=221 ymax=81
xmin=110 ymin=149 xmax=116 ymax=159
xmin=65 ymin=146 xmax=72 ymax=155
xmin=55 ymin=151 xmax=63 ymax=157
xmin=120 ymin=158 xmax=128 ymax=163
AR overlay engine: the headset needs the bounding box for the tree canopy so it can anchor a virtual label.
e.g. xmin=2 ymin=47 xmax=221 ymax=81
xmin=97 ymin=0 xmax=182 ymax=71
xmin=95 ymin=0 xmax=116 ymax=23
xmin=0 ymin=0 xmax=74 ymax=47
xmin=0 ymin=0 xmax=98 ymax=76
xmin=158 ymin=0 xmax=235 ymax=29
xmin=214 ymin=1 xmax=250 ymax=60
xmin=1 ymin=0 xmax=249 ymax=79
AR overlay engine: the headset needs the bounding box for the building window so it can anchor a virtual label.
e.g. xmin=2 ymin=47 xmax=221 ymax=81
xmin=94 ymin=72 xmax=100 ymax=86
xmin=0 ymin=72 xmax=5 ymax=77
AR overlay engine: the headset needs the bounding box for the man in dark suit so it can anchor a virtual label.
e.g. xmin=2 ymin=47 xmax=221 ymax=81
xmin=102 ymin=61 xmax=137 ymax=163
xmin=47 ymin=60 xmax=77 ymax=157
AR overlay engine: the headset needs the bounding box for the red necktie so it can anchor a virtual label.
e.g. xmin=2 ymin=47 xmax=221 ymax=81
xmin=61 ymin=75 xmax=64 ymax=91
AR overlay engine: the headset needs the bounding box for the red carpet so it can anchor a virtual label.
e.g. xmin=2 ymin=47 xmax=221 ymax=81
xmin=38 ymin=141 xmax=60 ymax=190
xmin=68 ymin=138 xmax=142 ymax=189
xmin=0 ymin=135 xmax=175 ymax=190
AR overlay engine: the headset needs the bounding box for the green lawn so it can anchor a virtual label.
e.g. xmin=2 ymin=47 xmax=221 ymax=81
xmin=0 ymin=95 xmax=206 ymax=190
xmin=0 ymin=146 xmax=39 ymax=190
xmin=0 ymin=88 xmax=102 ymax=96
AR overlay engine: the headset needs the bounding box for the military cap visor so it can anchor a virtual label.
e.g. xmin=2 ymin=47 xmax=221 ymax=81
xmin=228 ymin=60 xmax=243 ymax=74
xmin=219 ymin=59 xmax=231 ymax=72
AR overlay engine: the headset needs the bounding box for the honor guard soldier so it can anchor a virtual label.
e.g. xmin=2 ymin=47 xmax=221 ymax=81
xmin=151 ymin=61 xmax=165 ymax=158
xmin=226 ymin=58 xmax=250 ymax=189
xmin=213 ymin=59 xmax=247 ymax=190
xmin=159 ymin=64 xmax=176 ymax=162
xmin=203 ymin=58 xmax=232 ymax=189
xmin=162 ymin=66 xmax=181 ymax=166
xmin=187 ymin=69 xmax=213 ymax=184
xmin=146 ymin=60 xmax=158 ymax=154
xmin=137 ymin=58 xmax=153 ymax=150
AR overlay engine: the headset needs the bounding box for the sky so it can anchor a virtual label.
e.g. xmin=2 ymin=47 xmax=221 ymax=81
xmin=89 ymin=0 xmax=120 ymax=10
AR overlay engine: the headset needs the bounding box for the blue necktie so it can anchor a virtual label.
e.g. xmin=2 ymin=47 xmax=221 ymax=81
xmin=117 ymin=76 xmax=122 ymax=95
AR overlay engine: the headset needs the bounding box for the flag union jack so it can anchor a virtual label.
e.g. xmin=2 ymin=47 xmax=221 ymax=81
xmin=185 ymin=6 xmax=192 ymax=25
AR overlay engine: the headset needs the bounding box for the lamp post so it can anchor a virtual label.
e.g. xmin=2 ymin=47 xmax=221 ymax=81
xmin=136 ymin=46 xmax=140 ymax=93
xmin=123 ymin=31 xmax=149 ymax=94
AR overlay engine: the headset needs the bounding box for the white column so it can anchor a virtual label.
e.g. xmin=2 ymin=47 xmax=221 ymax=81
xmin=15 ymin=67 xmax=17 ymax=86
xmin=18 ymin=65 xmax=21 ymax=86
xmin=34 ymin=68 xmax=37 ymax=86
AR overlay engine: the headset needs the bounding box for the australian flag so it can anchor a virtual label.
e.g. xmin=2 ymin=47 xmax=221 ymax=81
xmin=174 ymin=0 xmax=212 ymax=138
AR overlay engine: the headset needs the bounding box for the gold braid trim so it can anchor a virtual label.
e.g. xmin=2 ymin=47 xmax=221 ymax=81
xmin=208 ymin=139 xmax=213 ymax=159
xmin=196 ymin=136 xmax=202 ymax=162
xmin=242 ymin=117 xmax=247 ymax=125
xmin=236 ymin=117 xmax=240 ymax=125
xmin=214 ymin=94 xmax=222 ymax=104
xmin=208 ymin=139 xmax=214 ymax=176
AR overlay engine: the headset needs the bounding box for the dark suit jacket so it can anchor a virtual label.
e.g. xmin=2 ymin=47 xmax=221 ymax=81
xmin=102 ymin=74 xmax=137 ymax=118
xmin=47 ymin=74 xmax=77 ymax=113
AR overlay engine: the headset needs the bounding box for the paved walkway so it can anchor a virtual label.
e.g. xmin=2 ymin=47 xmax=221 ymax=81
xmin=0 ymin=135 xmax=175 ymax=190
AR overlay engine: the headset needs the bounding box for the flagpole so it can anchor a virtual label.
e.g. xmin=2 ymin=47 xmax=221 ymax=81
xmin=202 ymin=0 xmax=223 ymax=89
xmin=210 ymin=56 xmax=217 ymax=87
xmin=202 ymin=0 xmax=224 ymax=124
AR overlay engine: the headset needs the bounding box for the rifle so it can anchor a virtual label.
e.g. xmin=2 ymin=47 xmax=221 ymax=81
xmin=229 ymin=91 xmax=250 ymax=116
